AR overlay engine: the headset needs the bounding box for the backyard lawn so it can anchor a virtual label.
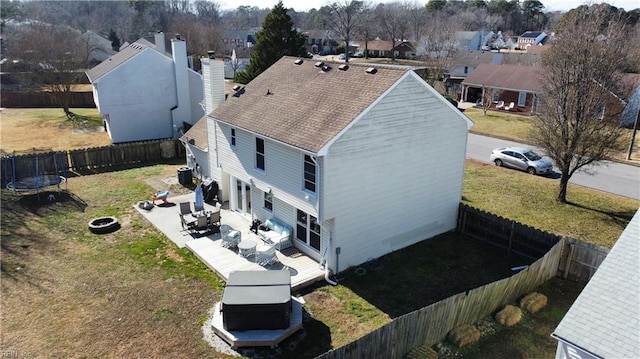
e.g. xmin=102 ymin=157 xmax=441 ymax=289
xmin=0 ymin=108 xmax=110 ymax=152
xmin=2 ymin=160 xmax=637 ymax=358
xmin=1 ymin=109 xmax=638 ymax=358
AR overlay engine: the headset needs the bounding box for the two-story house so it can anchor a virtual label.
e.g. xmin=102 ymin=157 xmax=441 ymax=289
xmin=303 ymin=29 xmax=339 ymax=55
xmin=204 ymin=56 xmax=473 ymax=274
xmin=86 ymin=32 xmax=204 ymax=143
xmin=518 ymin=31 xmax=547 ymax=50
xmin=455 ymin=31 xmax=483 ymax=51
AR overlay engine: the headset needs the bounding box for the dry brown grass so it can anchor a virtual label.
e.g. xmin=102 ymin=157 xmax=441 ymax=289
xmin=0 ymin=165 xmax=234 ymax=359
xmin=0 ymin=108 xmax=111 ymax=152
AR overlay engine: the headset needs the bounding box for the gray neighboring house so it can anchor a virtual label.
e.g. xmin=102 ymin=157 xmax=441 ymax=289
xmin=455 ymin=31 xmax=483 ymax=51
xmin=552 ymin=208 xmax=640 ymax=359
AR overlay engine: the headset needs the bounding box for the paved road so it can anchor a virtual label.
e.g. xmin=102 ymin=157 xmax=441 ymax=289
xmin=467 ymin=133 xmax=640 ymax=200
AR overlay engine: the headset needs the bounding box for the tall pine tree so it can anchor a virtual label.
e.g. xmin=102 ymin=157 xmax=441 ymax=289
xmin=235 ymin=1 xmax=307 ymax=84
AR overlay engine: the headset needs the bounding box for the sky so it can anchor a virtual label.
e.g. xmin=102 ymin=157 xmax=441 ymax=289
xmin=219 ymin=0 xmax=640 ymax=13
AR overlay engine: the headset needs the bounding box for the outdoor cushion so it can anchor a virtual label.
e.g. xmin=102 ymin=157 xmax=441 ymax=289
xmin=258 ymin=218 xmax=293 ymax=250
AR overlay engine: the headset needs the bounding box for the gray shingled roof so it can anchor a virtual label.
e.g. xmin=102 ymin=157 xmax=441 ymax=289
xmin=520 ymin=31 xmax=544 ymax=38
xmin=553 ymin=208 xmax=640 ymax=358
xmin=211 ymin=56 xmax=408 ymax=153
xmin=462 ymin=63 xmax=542 ymax=93
xmin=180 ymin=116 xmax=208 ymax=151
xmin=85 ymin=43 xmax=147 ymax=82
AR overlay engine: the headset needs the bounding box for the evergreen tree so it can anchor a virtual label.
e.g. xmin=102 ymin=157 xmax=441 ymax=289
xmin=108 ymin=28 xmax=120 ymax=51
xmin=235 ymin=1 xmax=307 ymax=84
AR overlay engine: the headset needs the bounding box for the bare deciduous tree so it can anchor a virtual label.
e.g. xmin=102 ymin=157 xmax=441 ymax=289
xmin=375 ymin=2 xmax=410 ymax=62
xmin=420 ymin=11 xmax=460 ymax=86
xmin=531 ymin=5 xmax=633 ymax=203
xmin=324 ymin=0 xmax=366 ymax=63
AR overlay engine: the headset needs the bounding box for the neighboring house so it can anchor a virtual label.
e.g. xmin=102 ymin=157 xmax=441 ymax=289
xmin=82 ymin=30 xmax=116 ymax=65
xmin=445 ymin=50 xmax=504 ymax=96
xmin=517 ymin=31 xmax=547 ymax=49
xmin=461 ymin=63 xmax=542 ymax=113
xmin=203 ymin=56 xmax=473 ymax=274
xmin=455 ymin=31 xmax=483 ymax=51
xmin=552 ymin=208 xmax=640 ymax=359
xmin=86 ymin=32 xmax=204 ymax=143
xmin=224 ymin=48 xmax=250 ymax=79
xmin=180 ymin=52 xmax=226 ymax=180
xmin=621 ymin=85 xmax=640 ymax=128
xmin=222 ymin=29 xmax=257 ymax=57
xmin=366 ymin=40 xmax=416 ymax=59
xmin=303 ymin=29 xmax=338 ymax=55
xmin=485 ymin=30 xmax=508 ymax=50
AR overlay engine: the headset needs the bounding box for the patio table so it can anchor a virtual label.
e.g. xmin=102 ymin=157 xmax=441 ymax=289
xmin=238 ymin=240 xmax=256 ymax=260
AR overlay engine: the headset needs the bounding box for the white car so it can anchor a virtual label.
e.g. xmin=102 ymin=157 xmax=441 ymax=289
xmin=490 ymin=147 xmax=553 ymax=175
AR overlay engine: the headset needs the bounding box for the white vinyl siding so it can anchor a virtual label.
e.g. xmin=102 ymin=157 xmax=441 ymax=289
xmin=215 ymin=122 xmax=317 ymax=216
xmin=323 ymin=74 xmax=468 ymax=270
xmin=93 ymin=49 xmax=176 ymax=143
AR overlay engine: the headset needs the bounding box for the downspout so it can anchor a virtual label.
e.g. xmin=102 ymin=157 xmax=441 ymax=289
xmin=311 ymin=154 xmax=335 ymax=285
xmin=323 ymin=230 xmax=338 ymax=286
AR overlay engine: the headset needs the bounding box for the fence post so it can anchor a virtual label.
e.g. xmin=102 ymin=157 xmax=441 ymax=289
xmin=507 ymin=220 xmax=515 ymax=253
xmin=562 ymin=240 xmax=575 ymax=279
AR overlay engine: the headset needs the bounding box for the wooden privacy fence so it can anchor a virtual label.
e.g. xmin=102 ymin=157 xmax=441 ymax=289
xmin=1 ymin=139 xmax=185 ymax=187
xmin=456 ymin=204 xmax=561 ymax=259
xmin=557 ymin=238 xmax=609 ymax=282
xmin=316 ymin=240 xmax=564 ymax=359
xmin=457 ymin=204 xmax=610 ymax=282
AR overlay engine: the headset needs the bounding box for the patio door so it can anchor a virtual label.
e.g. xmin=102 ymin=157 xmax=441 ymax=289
xmin=296 ymin=209 xmax=320 ymax=252
xmin=232 ymin=178 xmax=251 ymax=217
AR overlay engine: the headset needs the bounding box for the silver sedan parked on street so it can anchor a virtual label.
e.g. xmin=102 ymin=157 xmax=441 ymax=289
xmin=490 ymin=146 xmax=553 ymax=175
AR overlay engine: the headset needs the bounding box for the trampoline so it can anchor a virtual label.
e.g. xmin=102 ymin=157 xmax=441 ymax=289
xmin=3 ymin=151 xmax=68 ymax=196
xmin=7 ymin=175 xmax=67 ymax=191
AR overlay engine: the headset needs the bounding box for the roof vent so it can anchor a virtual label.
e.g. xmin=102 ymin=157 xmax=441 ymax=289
xmin=338 ymin=64 xmax=349 ymax=71
xmin=365 ymin=67 xmax=378 ymax=74
xmin=294 ymin=59 xmax=304 ymax=65
xmin=321 ymin=65 xmax=332 ymax=72
xmin=315 ymin=61 xmax=324 ymax=67
xmin=232 ymin=87 xmax=246 ymax=97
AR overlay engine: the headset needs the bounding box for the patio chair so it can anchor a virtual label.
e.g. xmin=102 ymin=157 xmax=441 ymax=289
xmin=256 ymin=242 xmax=278 ymax=266
xmin=179 ymin=202 xmax=192 ymax=216
xmin=208 ymin=210 xmax=221 ymax=227
xmin=505 ymin=102 xmax=515 ymax=111
xmin=221 ymin=229 xmax=241 ymax=249
xmin=192 ymin=215 xmax=209 ymax=233
xmin=495 ymin=101 xmax=505 ymax=110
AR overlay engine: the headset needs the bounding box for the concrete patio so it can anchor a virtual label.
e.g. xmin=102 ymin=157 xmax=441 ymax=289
xmin=134 ymin=193 xmax=326 ymax=291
